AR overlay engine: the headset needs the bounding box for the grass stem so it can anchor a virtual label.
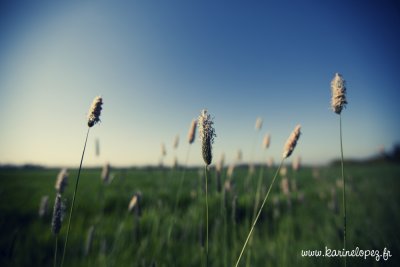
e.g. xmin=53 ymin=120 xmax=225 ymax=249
xmin=234 ymin=159 xmax=284 ymax=267
xmin=340 ymin=114 xmax=347 ymax=267
xmin=60 ymin=127 xmax=90 ymax=267
xmin=205 ymin=165 xmax=209 ymax=267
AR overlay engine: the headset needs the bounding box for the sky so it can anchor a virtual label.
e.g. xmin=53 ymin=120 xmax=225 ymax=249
xmin=0 ymin=0 xmax=399 ymax=167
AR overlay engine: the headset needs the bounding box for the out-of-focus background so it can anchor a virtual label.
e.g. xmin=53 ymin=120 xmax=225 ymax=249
xmin=1 ymin=1 xmax=399 ymax=267
xmin=0 ymin=0 xmax=399 ymax=167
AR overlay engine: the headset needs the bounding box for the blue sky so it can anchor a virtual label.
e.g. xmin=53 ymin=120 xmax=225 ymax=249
xmin=0 ymin=0 xmax=399 ymax=167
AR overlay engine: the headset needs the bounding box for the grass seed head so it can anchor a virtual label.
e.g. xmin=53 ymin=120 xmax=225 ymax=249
xmin=38 ymin=195 xmax=49 ymax=218
xmin=101 ymin=163 xmax=110 ymax=184
xmin=263 ymin=134 xmax=271 ymax=149
xmin=55 ymin=168 xmax=68 ymax=193
xmin=128 ymin=195 xmax=138 ymax=212
xmin=216 ymin=153 xmax=225 ymax=172
xmin=330 ymin=73 xmax=347 ymax=114
xmin=173 ymin=135 xmax=179 ymax=149
xmin=283 ymin=125 xmax=301 ymax=159
xmin=255 ymin=117 xmax=263 ymax=131
xmin=51 ymin=193 xmax=63 ymax=235
xmin=198 ymin=109 xmax=216 ymax=165
xmin=128 ymin=192 xmax=142 ymax=217
xmin=188 ymin=119 xmax=197 ymax=144
xmin=87 ymin=96 xmax=103 ymax=127
xmin=292 ymin=156 xmax=301 ymax=171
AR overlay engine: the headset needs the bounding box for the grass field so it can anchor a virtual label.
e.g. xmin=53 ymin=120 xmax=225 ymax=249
xmin=0 ymin=162 xmax=399 ymax=266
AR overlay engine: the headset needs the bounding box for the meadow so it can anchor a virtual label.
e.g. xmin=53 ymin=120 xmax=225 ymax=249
xmin=0 ymin=162 xmax=399 ymax=267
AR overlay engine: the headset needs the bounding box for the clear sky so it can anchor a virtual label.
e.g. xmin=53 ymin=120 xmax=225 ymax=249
xmin=0 ymin=0 xmax=399 ymax=167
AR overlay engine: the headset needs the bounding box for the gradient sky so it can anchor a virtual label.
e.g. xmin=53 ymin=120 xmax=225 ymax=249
xmin=0 ymin=0 xmax=399 ymax=167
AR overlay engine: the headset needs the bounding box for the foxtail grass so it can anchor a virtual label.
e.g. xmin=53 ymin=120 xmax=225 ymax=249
xmin=331 ymin=73 xmax=347 ymax=266
xmin=38 ymin=195 xmax=49 ymax=218
xmin=60 ymin=96 xmax=103 ymax=267
xmin=234 ymin=125 xmax=301 ymax=267
xmin=198 ymin=109 xmax=216 ymax=266
xmin=55 ymin=168 xmax=68 ymax=194
xmin=51 ymin=193 xmax=63 ymax=267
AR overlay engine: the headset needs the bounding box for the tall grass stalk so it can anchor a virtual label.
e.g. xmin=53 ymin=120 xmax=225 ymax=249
xmin=198 ymin=109 xmax=215 ymax=267
xmin=204 ymin=165 xmax=209 ymax=267
xmin=340 ymin=114 xmax=347 ymax=267
xmin=245 ymin=164 xmax=266 ymax=267
xmin=331 ymin=73 xmax=347 ymax=266
xmin=235 ymin=125 xmax=300 ymax=267
xmin=51 ymin=193 xmax=63 ymax=267
xmin=234 ymin=159 xmax=284 ymax=267
xmin=61 ymin=96 xmax=102 ymax=267
xmin=60 ymin=127 xmax=90 ymax=267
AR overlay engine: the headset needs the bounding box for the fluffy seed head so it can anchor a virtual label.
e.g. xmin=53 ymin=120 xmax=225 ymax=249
xmin=87 ymin=96 xmax=103 ymax=127
xmin=128 ymin=192 xmax=142 ymax=217
xmin=38 ymin=195 xmax=49 ymax=218
xmin=216 ymin=153 xmax=225 ymax=172
xmin=173 ymin=135 xmax=179 ymax=149
xmin=292 ymin=156 xmax=301 ymax=171
xmin=101 ymin=163 xmax=110 ymax=184
xmin=51 ymin=194 xmax=63 ymax=235
xmin=55 ymin=168 xmax=68 ymax=193
xmin=283 ymin=125 xmax=301 ymax=158
xmin=263 ymin=134 xmax=271 ymax=149
xmin=128 ymin=195 xmax=138 ymax=212
xmin=255 ymin=117 xmax=263 ymax=131
xmin=330 ymin=73 xmax=347 ymax=114
xmin=198 ymin=110 xmax=216 ymax=165
xmin=188 ymin=119 xmax=197 ymax=144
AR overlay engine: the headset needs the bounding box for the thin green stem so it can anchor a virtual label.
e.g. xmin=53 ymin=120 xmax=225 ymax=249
xmin=245 ymin=164 xmax=265 ymax=267
xmin=205 ymin=165 xmax=209 ymax=267
xmin=54 ymin=235 xmax=58 ymax=267
xmin=61 ymin=127 xmax=90 ymax=267
xmin=234 ymin=159 xmax=284 ymax=267
xmin=340 ymin=114 xmax=347 ymax=267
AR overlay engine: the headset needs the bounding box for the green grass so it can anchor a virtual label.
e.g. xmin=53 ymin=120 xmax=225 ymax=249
xmin=0 ymin=163 xmax=399 ymax=266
